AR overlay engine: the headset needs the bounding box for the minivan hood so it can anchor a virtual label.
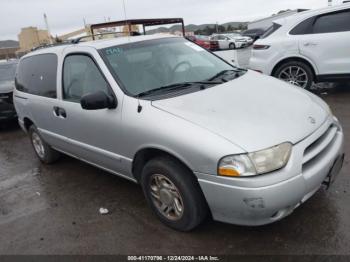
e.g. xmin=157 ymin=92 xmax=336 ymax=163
xmin=0 ymin=80 xmax=15 ymax=93
xmin=152 ymin=71 xmax=329 ymax=152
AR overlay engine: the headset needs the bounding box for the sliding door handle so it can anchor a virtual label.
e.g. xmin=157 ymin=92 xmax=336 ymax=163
xmin=53 ymin=106 xmax=67 ymax=118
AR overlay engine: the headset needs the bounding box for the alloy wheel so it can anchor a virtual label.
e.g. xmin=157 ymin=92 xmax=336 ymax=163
xmin=32 ymin=132 xmax=45 ymax=159
xmin=149 ymin=174 xmax=184 ymax=221
xmin=278 ymin=66 xmax=308 ymax=89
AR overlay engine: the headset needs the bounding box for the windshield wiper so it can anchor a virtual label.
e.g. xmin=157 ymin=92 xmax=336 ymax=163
xmin=207 ymin=69 xmax=242 ymax=82
xmin=136 ymin=81 xmax=221 ymax=98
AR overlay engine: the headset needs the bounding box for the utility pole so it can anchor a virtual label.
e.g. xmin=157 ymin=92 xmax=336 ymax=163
xmin=122 ymin=0 xmax=128 ymax=20
xmin=122 ymin=0 xmax=130 ymax=35
xmin=43 ymin=13 xmax=53 ymax=44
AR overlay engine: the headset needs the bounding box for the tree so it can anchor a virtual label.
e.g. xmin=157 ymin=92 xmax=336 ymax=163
xmin=218 ymin=25 xmax=225 ymax=33
xmin=238 ymin=23 xmax=247 ymax=31
xmin=227 ymin=25 xmax=233 ymax=32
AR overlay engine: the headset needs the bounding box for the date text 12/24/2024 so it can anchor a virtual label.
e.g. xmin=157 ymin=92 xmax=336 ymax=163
xmin=127 ymin=256 xmax=220 ymax=261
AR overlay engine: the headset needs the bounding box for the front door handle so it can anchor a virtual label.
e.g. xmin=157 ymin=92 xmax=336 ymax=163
xmin=53 ymin=106 xmax=67 ymax=118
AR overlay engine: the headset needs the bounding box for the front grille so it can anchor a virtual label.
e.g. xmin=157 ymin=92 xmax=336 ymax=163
xmin=302 ymin=124 xmax=338 ymax=168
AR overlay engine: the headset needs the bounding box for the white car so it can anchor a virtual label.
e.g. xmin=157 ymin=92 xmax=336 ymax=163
xmin=227 ymin=33 xmax=253 ymax=45
xmin=211 ymin=34 xmax=250 ymax=50
xmin=249 ymin=4 xmax=350 ymax=90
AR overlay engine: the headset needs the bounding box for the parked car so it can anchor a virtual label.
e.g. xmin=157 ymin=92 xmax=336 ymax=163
xmin=242 ymin=28 xmax=266 ymax=42
xmin=227 ymin=33 xmax=254 ymax=46
xmin=188 ymin=35 xmax=219 ymax=51
xmin=0 ymin=60 xmax=18 ymax=122
xmin=211 ymin=34 xmax=250 ymax=50
xmin=14 ymin=35 xmax=344 ymax=231
xmin=249 ymin=4 xmax=350 ymax=90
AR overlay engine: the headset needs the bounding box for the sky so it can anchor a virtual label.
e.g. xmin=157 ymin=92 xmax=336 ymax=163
xmin=0 ymin=0 xmax=344 ymax=41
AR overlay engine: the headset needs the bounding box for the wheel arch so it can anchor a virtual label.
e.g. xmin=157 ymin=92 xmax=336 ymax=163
xmin=132 ymin=147 xmax=195 ymax=183
xmin=271 ymin=56 xmax=318 ymax=78
xmin=23 ymin=117 xmax=35 ymax=132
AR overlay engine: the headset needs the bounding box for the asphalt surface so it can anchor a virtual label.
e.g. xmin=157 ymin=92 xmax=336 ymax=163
xmin=0 ymin=83 xmax=349 ymax=255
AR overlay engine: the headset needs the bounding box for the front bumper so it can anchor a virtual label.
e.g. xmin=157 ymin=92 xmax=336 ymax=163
xmin=196 ymin=117 xmax=344 ymax=226
xmin=235 ymin=42 xmax=247 ymax=48
xmin=0 ymin=93 xmax=16 ymax=121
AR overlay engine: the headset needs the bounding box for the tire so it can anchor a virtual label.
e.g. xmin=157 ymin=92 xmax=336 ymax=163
xmin=229 ymin=43 xmax=236 ymax=49
xmin=29 ymin=125 xmax=60 ymax=164
xmin=141 ymin=156 xmax=208 ymax=231
xmin=273 ymin=61 xmax=314 ymax=90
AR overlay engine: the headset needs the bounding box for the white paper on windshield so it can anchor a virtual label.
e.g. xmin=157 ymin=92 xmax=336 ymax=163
xmin=185 ymin=42 xmax=205 ymax=52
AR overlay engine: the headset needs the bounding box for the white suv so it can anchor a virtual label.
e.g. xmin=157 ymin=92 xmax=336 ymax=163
xmin=249 ymin=4 xmax=350 ymax=90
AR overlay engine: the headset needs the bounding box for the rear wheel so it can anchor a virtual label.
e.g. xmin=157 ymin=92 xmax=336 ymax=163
xmin=29 ymin=125 xmax=60 ymax=164
xmin=273 ymin=61 xmax=314 ymax=90
xmin=229 ymin=43 xmax=236 ymax=49
xmin=141 ymin=156 xmax=208 ymax=231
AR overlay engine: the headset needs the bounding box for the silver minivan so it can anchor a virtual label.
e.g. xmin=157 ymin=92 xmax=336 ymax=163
xmin=14 ymin=35 xmax=344 ymax=231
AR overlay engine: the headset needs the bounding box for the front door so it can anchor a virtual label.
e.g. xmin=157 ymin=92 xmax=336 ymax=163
xmin=55 ymin=50 xmax=127 ymax=176
xmin=217 ymin=35 xmax=230 ymax=50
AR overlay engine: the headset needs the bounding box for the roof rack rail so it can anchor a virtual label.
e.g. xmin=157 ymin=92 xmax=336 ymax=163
xmin=31 ymin=41 xmax=72 ymax=51
xmin=71 ymin=31 xmax=141 ymax=44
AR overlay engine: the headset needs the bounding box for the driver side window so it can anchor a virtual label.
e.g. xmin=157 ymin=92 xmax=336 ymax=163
xmin=63 ymin=54 xmax=110 ymax=102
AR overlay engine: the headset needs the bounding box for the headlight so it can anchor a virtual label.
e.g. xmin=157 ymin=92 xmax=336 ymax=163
xmin=327 ymin=105 xmax=333 ymax=116
xmin=218 ymin=142 xmax=292 ymax=177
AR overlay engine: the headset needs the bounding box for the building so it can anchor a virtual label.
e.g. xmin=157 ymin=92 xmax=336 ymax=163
xmin=0 ymin=40 xmax=19 ymax=60
xmin=17 ymin=27 xmax=52 ymax=53
xmin=248 ymin=9 xmax=308 ymax=30
xmin=0 ymin=47 xmax=19 ymax=60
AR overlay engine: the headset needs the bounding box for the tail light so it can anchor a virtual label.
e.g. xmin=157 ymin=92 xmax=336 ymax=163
xmin=253 ymin=44 xmax=270 ymax=50
xmin=210 ymin=41 xmax=219 ymax=50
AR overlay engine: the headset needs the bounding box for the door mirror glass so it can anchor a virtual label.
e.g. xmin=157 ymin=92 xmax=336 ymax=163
xmin=80 ymin=91 xmax=117 ymax=110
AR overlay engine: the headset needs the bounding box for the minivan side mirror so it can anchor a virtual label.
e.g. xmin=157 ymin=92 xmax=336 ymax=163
xmin=80 ymin=91 xmax=117 ymax=110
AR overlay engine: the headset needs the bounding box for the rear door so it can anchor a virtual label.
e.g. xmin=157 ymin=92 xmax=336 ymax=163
xmin=14 ymin=53 xmax=67 ymax=149
xmin=297 ymin=9 xmax=350 ymax=75
xmin=54 ymin=47 xmax=128 ymax=176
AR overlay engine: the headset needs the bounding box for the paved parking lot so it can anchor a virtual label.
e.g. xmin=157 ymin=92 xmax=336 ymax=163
xmin=0 ymin=83 xmax=349 ymax=255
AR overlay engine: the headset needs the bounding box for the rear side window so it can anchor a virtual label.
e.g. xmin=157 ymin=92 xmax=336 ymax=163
xmin=261 ymin=23 xmax=282 ymax=39
xmin=15 ymin=54 xmax=57 ymax=98
xmin=290 ymin=10 xmax=350 ymax=35
xmin=313 ymin=10 xmax=350 ymax=34
xmin=290 ymin=17 xmax=315 ymax=35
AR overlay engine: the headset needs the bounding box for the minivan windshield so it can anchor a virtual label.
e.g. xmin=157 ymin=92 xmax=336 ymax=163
xmin=0 ymin=63 xmax=17 ymax=82
xmin=101 ymin=38 xmax=244 ymax=97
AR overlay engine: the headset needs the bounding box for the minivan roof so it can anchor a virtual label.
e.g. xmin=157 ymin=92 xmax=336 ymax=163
xmin=23 ymin=34 xmax=178 ymax=58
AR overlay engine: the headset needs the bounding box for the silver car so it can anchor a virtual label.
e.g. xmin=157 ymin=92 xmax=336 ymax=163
xmin=13 ymin=35 xmax=344 ymax=231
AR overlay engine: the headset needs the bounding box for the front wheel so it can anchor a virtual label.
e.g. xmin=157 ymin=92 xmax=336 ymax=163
xmin=141 ymin=156 xmax=208 ymax=231
xmin=229 ymin=43 xmax=236 ymax=49
xmin=273 ymin=61 xmax=314 ymax=90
